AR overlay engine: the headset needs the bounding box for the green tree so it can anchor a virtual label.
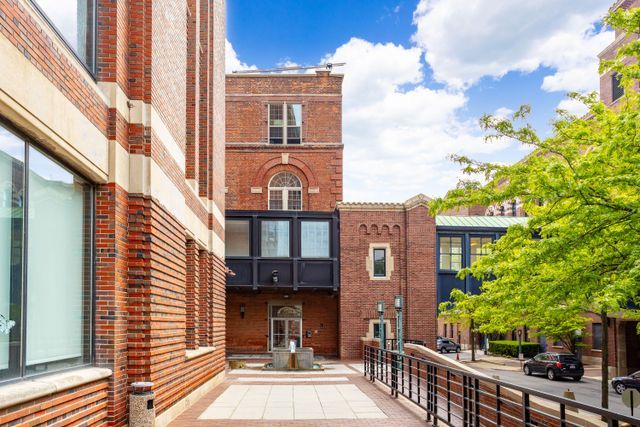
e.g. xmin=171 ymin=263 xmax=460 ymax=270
xmin=430 ymin=7 xmax=640 ymax=409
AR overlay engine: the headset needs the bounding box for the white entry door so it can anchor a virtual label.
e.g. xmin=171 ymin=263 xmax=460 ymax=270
xmin=269 ymin=304 xmax=302 ymax=351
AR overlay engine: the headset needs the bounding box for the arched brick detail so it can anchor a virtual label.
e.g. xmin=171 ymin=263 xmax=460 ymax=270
xmin=252 ymin=155 xmax=319 ymax=188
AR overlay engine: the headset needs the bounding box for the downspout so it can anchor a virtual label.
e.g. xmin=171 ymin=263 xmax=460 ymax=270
xmin=403 ymin=207 xmax=409 ymax=341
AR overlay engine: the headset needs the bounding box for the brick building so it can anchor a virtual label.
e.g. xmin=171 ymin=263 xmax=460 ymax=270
xmin=337 ymin=196 xmax=437 ymax=359
xmin=225 ymin=71 xmax=344 ymax=356
xmin=0 ymin=0 xmax=226 ymax=425
xmin=223 ymin=71 xmax=440 ymax=359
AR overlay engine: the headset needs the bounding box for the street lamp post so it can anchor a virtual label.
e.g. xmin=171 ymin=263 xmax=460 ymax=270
xmin=517 ymin=329 xmax=523 ymax=361
xmin=394 ymin=295 xmax=403 ymax=354
xmin=377 ymin=301 xmax=385 ymax=350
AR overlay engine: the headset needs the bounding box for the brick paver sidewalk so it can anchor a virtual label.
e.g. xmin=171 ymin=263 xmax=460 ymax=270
xmin=169 ymin=361 xmax=427 ymax=426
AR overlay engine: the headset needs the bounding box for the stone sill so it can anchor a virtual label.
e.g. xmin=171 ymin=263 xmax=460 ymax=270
xmin=186 ymin=346 xmax=216 ymax=360
xmin=0 ymin=367 xmax=112 ymax=410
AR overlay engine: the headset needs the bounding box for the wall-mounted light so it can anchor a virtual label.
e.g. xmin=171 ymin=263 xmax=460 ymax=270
xmin=271 ymin=270 xmax=279 ymax=284
xmin=240 ymin=303 xmax=245 ymax=319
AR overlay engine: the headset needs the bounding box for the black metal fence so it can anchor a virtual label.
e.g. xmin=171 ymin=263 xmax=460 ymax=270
xmin=363 ymin=344 xmax=639 ymax=427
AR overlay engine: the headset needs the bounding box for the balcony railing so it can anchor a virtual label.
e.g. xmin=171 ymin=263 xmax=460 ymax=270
xmin=363 ymin=344 xmax=639 ymax=426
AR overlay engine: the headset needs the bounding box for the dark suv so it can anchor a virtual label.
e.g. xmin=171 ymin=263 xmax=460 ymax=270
xmin=611 ymin=370 xmax=640 ymax=394
xmin=437 ymin=338 xmax=461 ymax=353
xmin=523 ymin=352 xmax=583 ymax=381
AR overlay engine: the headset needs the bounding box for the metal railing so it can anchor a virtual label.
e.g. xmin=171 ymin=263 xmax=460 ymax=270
xmin=363 ymin=344 xmax=640 ymax=427
xmin=385 ymin=338 xmax=425 ymax=351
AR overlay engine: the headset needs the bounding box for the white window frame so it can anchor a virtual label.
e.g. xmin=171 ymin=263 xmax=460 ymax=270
xmin=268 ymin=102 xmax=302 ymax=145
xmin=268 ymin=173 xmax=303 ymax=211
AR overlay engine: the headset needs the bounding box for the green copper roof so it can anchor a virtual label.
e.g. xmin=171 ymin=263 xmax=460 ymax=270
xmin=436 ymin=215 xmax=529 ymax=229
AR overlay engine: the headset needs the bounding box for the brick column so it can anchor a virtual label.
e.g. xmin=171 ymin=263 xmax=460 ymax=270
xmin=198 ymin=249 xmax=211 ymax=346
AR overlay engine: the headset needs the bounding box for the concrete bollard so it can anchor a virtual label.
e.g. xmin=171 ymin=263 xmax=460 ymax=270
xmin=130 ymin=382 xmax=155 ymax=426
xmin=563 ymin=389 xmax=578 ymax=413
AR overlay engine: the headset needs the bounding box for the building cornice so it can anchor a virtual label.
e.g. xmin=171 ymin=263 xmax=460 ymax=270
xmin=337 ymin=193 xmax=432 ymax=212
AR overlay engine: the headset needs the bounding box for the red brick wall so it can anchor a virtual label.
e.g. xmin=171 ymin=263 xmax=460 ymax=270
xmin=0 ymin=379 xmax=110 ymax=426
xmin=338 ymin=203 xmax=437 ymax=359
xmin=0 ymin=0 xmax=227 ymax=425
xmin=226 ymin=147 xmax=342 ymax=211
xmin=226 ymin=291 xmax=339 ymax=355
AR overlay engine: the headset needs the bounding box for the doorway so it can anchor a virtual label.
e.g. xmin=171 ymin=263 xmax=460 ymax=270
xmin=269 ymin=304 xmax=302 ymax=351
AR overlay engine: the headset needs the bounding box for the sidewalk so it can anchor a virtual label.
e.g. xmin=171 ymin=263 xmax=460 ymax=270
xmin=169 ymin=361 xmax=427 ymax=426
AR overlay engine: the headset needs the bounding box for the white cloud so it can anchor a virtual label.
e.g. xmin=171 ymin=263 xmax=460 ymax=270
xmin=226 ymin=40 xmax=256 ymax=73
xmin=322 ymin=38 xmax=512 ymax=202
xmin=494 ymin=107 xmax=514 ymax=120
xmin=557 ymin=98 xmax=589 ymax=117
xmin=412 ymin=0 xmax=612 ymax=92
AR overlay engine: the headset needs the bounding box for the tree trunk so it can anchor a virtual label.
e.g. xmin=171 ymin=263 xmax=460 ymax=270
xmin=470 ymin=318 xmax=476 ymax=362
xmin=600 ymin=311 xmax=609 ymax=409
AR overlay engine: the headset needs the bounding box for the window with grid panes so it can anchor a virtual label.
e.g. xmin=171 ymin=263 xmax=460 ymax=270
xmin=269 ymin=103 xmax=301 ymax=144
xmin=268 ymin=172 xmax=302 ymax=210
xmin=439 ymin=236 xmax=463 ymax=271
xmin=470 ymin=236 xmax=492 ymax=264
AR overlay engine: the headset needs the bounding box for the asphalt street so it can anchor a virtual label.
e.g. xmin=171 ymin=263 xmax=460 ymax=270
xmin=441 ymin=352 xmax=636 ymax=419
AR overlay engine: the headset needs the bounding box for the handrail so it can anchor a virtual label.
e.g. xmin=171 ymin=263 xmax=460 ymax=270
xmin=363 ymin=344 xmax=640 ymax=426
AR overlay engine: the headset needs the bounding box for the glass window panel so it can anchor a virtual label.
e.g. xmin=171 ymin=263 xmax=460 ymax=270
xmin=287 ymin=104 xmax=301 ymax=126
xmin=286 ymin=127 xmax=301 ymax=144
xmin=301 ymin=221 xmax=329 ymax=258
xmin=34 ymin=0 xmax=95 ymax=71
xmin=269 ymin=126 xmax=283 ymax=144
xmin=26 ymin=147 xmax=91 ymax=374
xmin=451 ymin=255 xmax=462 ymax=271
xmin=0 ymin=128 xmax=24 ymax=381
xmin=269 ymin=190 xmax=283 ymax=210
xmin=440 ymin=254 xmax=451 ymax=270
xmin=592 ymin=323 xmax=602 ymax=350
xmin=439 ymin=237 xmax=451 ymax=254
xmin=261 ymin=221 xmax=290 ymax=257
xmin=269 ymin=104 xmax=283 ymax=126
xmin=226 ymin=220 xmax=250 ymax=257
xmin=451 ymin=237 xmax=462 ymax=254
xmin=612 ymin=72 xmax=624 ymax=102
xmin=287 ymin=190 xmax=302 ymax=210
xmin=373 ymin=248 xmax=386 ymax=277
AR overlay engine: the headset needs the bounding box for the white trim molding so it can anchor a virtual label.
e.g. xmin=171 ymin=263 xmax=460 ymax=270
xmin=365 ymin=243 xmax=394 ymax=281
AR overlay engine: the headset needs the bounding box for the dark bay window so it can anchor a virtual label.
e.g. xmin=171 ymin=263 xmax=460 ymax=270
xmin=269 ymin=103 xmax=301 ymax=144
xmin=226 ymin=220 xmax=250 ymax=257
xmin=261 ymin=220 xmax=290 ymax=257
xmin=300 ymin=221 xmax=329 ymax=258
xmin=470 ymin=236 xmax=492 ymax=264
xmin=0 ymin=123 xmax=92 ymax=382
xmin=32 ymin=0 xmax=96 ymax=72
xmin=373 ymin=248 xmax=386 ymax=277
xmin=612 ymin=72 xmax=624 ymax=102
xmin=439 ymin=236 xmax=462 ymax=271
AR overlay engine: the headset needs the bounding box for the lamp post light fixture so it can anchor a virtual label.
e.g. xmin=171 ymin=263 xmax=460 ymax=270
xmin=394 ymin=295 xmax=403 ymax=354
xmin=377 ymin=301 xmax=385 ymax=350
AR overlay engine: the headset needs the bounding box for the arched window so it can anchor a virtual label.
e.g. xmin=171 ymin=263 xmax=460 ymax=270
xmin=268 ymin=172 xmax=302 ymax=210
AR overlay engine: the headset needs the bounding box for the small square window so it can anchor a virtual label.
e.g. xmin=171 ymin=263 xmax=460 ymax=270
xmin=373 ymin=248 xmax=386 ymax=277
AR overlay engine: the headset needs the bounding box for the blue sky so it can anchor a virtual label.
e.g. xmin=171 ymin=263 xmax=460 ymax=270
xmin=227 ymin=0 xmax=613 ymax=202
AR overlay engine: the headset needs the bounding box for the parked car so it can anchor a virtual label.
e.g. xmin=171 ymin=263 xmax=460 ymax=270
xmin=523 ymin=352 xmax=584 ymax=381
xmin=437 ymin=338 xmax=460 ymax=353
xmin=612 ymin=370 xmax=640 ymax=394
